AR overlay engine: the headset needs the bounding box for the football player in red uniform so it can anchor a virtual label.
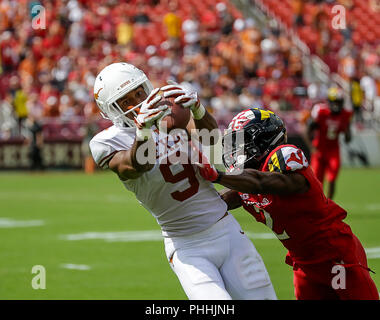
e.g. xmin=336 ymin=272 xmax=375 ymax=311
xmin=198 ymin=107 xmax=378 ymax=300
xmin=307 ymin=87 xmax=353 ymax=199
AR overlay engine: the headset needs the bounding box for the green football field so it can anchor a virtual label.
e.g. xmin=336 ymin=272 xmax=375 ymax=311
xmin=0 ymin=168 xmax=379 ymax=300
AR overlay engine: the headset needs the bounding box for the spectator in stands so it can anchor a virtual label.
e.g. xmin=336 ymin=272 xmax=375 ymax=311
xmin=116 ymin=17 xmax=133 ymax=46
xmin=291 ymin=0 xmax=304 ymax=27
xmin=0 ymin=0 xmax=352 ymax=146
xmin=10 ymin=77 xmax=28 ymax=134
xmin=200 ymin=5 xmax=219 ymax=33
xmin=370 ymin=0 xmax=380 ymax=12
xmin=341 ymin=21 xmax=356 ymax=45
xmin=338 ymin=0 xmax=354 ymax=10
xmin=361 ymin=73 xmax=378 ymax=107
xmin=25 ymin=114 xmax=44 ymax=171
xmin=133 ymin=3 xmax=151 ymax=24
xmin=163 ymin=1 xmax=182 ymax=50
xmin=350 ymin=76 xmax=364 ymax=124
xmin=0 ymin=94 xmax=17 ymax=139
xmin=338 ymin=52 xmax=356 ymax=81
xmin=217 ymin=2 xmax=234 ymax=35
xmin=182 ymin=11 xmax=200 ymax=55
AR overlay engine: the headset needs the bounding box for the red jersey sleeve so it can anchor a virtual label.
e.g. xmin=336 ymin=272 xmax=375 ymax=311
xmin=311 ymin=103 xmax=329 ymax=125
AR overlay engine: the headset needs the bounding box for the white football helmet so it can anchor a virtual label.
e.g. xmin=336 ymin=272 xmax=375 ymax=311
xmin=93 ymin=62 xmax=154 ymax=127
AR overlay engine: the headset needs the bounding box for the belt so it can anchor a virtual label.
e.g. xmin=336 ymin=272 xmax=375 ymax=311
xmin=218 ymin=212 xmax=229 ymax=222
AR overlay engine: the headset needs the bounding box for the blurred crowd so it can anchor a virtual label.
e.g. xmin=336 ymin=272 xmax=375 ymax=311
xmin=0 ymin=0 xmax=311 ymax=141
xmin=0 ymin=0 xmax=378 ymax=143
xmin=287 ymin=0 xmax=380 ymax=116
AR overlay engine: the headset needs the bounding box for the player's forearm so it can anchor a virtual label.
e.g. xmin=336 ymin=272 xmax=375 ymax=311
xmin=110 ymin=139 xmax=154 ymax=180
xmin=217 ymin=169 xmax=309 ymax=195
xmin=306 ymin=121 xmax=317 ymax=144
xmin=344 ymin=129 xmax=352 ymax=143
xmin=193 ymin=111 xmax=219 ymax=145
xmin=193 ymin=110 xmax=218 ymax=132
xmin=129 ymin=138 xmax=155 ymax=173
xmin=217 ymin=169 xmax=263 ymax=194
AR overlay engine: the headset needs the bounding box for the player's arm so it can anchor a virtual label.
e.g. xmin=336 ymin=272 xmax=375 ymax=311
xmin=217 ymin=169 xmax=309 ymax=195
xmin=344 ymin=121 xmax=352 ymax=143
xmin=306 ymin=104 xmax=322 ymax=144
xmin=199 ymin=165 xmax=309 ymax=195
xmin=108 ymin=139 xmax=155 ymax=180
xmin=109 ymin=88 xmax=167 ymax=181
xmin=218 ymin=188 xmax=242 ymax=210
xmin=306 ymin=118 xmax=318 ymax=143
xmin=186 ymin=110 xmax=218 ymax=132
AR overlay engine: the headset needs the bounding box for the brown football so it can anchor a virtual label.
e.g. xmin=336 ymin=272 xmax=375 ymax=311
xmin=155 ymin=97 xmax=190 ymax=132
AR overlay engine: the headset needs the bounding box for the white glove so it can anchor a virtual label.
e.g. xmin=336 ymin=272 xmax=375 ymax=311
xmin=135 ymin=88 xmax=167 ymax=140
xmin=161 ymin=80 xmax=206 ymax=120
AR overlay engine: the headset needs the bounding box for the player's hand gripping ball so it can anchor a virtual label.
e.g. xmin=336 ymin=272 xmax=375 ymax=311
xmin=155 ymin=89 xmax=190 ymax=132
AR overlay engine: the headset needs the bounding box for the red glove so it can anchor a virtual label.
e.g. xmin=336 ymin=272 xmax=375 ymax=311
xmin=191 ymin=141 xmax=223 ymax=183
xmin=197 ymin=163 xmax=222 ymax=183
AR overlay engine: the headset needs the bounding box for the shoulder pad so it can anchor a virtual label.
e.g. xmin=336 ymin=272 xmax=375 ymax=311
xmin=267 ymin=145 xmax=309 ymax=173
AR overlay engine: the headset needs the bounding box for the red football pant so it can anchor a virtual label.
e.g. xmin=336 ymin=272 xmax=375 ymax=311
xmin=311 ymin=149 xmax=340 ymax=183
xmin=293 ymin=236 xmax=379 ymax=300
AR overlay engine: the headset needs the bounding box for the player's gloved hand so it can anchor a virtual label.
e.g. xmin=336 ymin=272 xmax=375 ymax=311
xmin=161 ymin=80 xmax=206 ymax=120
xmin=196 ymin=162 xmax=223 ymax=183
xmin=135 ymin=88 xmax=167 ymax=140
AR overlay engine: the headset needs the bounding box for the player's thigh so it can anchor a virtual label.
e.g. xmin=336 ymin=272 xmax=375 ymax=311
xmin=220 ymin=227 xmax=276 ymax=300
xmin=170 ymin=250 xmax=232 ymax=300
xmin=293 ymin=267 xmax=339 ymax=300
xmin=326 ymin=152 xmax=340 ymax=182
xmin=336 ymin=266 xmax=379 ymax=300
xmin=337 ymin=236 xmax=379 ymax=300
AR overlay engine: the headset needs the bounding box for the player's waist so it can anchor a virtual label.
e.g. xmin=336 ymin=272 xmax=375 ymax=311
xmin=162 ymin=210 xmax=231 ymax=239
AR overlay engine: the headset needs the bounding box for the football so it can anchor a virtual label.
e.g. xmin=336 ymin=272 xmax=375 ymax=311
xmin=155 ymin=96 xmax=190 ymax=132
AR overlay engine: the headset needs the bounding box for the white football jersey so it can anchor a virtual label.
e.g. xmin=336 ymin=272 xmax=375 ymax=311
xmin=89 ymin=125 xmax=227 ymax=237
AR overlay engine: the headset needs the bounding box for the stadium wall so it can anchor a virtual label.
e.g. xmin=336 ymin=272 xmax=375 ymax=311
xmin=0 ymin=140 xmax=82 ymax=169
xmin=341 ymin=131 xmax=380 ymax=167
xmin=1 ymin=133 xmax=379 ymax=169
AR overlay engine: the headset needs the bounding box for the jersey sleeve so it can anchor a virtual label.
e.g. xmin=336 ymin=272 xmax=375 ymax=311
xmin=89 ymin=139 xmax=118 ymax=169
xmin=89 ymin=127 xmax=136 ymax=169
xmin=267 ymin=146 xmax=309 ymax=173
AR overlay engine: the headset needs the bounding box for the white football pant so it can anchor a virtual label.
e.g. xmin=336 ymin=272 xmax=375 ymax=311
xmin=164 ymin=213 xmax=277 ymax=300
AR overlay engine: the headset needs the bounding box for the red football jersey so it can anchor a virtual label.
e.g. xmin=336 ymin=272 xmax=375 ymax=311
xmin=239 ymin=144 xmax=356 ymax=265
xmin=311 ymin=103 xmax=352 ymax=152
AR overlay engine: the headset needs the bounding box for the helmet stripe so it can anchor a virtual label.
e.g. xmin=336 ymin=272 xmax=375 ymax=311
xmin=258 ymin=109 xmax=274 ymax=120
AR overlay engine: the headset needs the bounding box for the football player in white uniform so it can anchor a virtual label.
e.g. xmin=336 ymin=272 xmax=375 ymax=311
xmin=89 ymin=62 xmax=277 ymax=300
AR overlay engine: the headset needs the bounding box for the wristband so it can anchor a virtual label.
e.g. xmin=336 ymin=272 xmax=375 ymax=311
xmin=191 ymin=103 xmax=206 ymax=120
xmin=136 ymin=127 xmax=152 ymax=141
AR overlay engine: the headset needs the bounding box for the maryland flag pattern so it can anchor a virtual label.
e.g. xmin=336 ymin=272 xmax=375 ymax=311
xmin=267 ymin=146 xmax=309 ymax=173
xmin=228 ymin=108 xmax=274 ymax=131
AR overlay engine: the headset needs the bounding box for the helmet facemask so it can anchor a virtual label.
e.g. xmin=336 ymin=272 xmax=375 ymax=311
xmin=222 ymin=122 xmax=286 ymax=171
xmin=105 ymin=80 xmax=153 ymax=127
